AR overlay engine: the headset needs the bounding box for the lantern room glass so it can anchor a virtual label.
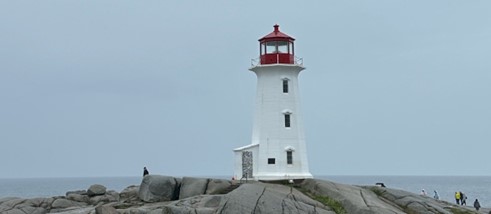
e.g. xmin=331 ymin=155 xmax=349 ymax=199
xmin=261 ymin=41 xmax=292 ymax=55
xmin=277 ymin=41 xmax=288 ymax=53
xmin=265 ymin=42 xmax=276 ymax=54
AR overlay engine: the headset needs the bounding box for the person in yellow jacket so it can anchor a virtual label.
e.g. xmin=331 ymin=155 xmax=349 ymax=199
xmin=455 ymin=191 xmax=461 ymax=205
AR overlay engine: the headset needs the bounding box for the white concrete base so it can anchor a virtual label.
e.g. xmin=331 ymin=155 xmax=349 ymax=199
xmin=253 ymin=173 xmax=313 ymax=181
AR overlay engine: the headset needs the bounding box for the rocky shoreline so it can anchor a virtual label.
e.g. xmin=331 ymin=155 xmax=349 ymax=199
xmin=0 ymin=175 xmax=488 ymax=214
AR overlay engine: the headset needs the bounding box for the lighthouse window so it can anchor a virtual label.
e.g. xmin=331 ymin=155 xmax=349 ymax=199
xmin=282 ymin=79 xmax=289 ymax=93
xmin=284 ymin=114 xmax=291 ymax=127
xmin=268 ymin=158 xmax=276 ymax=164
xmin=265 ymin=42 xmax=277 ymax=54
xmin=277 ymin=41 xmax=288 ymax=53
xmin=287 ymin=151 xmax=293 ymax=164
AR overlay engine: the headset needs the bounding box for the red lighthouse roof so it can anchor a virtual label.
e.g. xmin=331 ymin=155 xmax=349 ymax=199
xmin=259 ymin=25 xmax=295 ymax=42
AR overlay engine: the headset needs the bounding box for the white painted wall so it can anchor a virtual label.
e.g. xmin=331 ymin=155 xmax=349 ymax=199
xmin=249 ymin=64 xmax=313 ymax=180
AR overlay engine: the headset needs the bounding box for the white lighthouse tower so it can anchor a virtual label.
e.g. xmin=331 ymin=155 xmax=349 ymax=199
xmin=234 ymin=25 xmax=313 ymax=181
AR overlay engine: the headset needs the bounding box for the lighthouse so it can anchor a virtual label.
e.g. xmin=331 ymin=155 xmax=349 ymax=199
xmin=234 ymin=25 xmax=313 ymax=181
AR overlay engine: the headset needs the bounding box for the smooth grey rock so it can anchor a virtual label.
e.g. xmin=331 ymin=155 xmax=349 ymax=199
xmin=179 ymin=177 xmax=209 ymax=199
xmin=50 ymin=206 xmax=94 ymax=214
xmin=138 ymin=175 xmax=178 ymax=202
xmin=216 ymin=183 xmax=333 ymax=214
xmin=204 ymin=179 xmax=232 ymax=194
xmin=67 ymin=193 xmax=90 ymax=203
xmin=1 ymin=207 xmax=46 ymax=214
xmin=88 ymin=190 xmax=119 ymax=205
xmin=17 ymin=206 xmax=46 ymax=214
xmin=2 ymin=176 xmax=488 ymax=214
xmin=162 ymin=195 xmax=222 ymax=214
xmin=87 ymin=184 xmax=107 ymax=197
xmin=0 ymin=198 xmax=26 ymax=209
xmin=51 ymin=198 xmax=87 ymax=209
xmin=117 ymin=201 xmax=171 ymax=214
xmin=66 ymin=190 xmax=87 ymax=196
xmin=0 ymin=197 xmax=22 ymax=204
xmin=22 ymin=197 xmax=54 ymax=209
xmin=1 ymin=209 xmax=27 ymax=214
xmin=95 ymin=205 xmax=119 ymax=214
xmin=120 ymin=185 xmax=139 ymax=203
xmin=0 ymin=198 xmax=50 ymax=214
xmin=301 ymin=179 xmax=404 ymax=214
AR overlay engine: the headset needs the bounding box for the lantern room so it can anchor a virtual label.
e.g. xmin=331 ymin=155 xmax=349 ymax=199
xmin=259 ymin=25 xmax=295 ymax=65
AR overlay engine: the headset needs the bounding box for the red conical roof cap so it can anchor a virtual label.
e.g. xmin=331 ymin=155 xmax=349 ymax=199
xmin=259 ymin=24 xmax=295 ymax=42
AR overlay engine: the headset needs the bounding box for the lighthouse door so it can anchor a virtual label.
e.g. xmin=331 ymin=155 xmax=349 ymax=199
xmin=242 ymin=151 xmax=253 ymax=178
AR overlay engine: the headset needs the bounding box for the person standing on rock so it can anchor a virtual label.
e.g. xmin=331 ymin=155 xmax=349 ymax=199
xmin=143 ymin=167 xmax=149 ymax=177
xmin=455 ymin=191 xmax=461 ymax=205
xmin=473 ymin=199 xmax=481 ymax=211
xmin=433 ymin=190 xmax=439 ymax=200
xmin=460 ymin=192 xmax=467 ymax=205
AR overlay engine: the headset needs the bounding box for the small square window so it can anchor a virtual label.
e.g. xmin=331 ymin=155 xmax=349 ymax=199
xmin=268 ymin=158 xmax=276 ymax=164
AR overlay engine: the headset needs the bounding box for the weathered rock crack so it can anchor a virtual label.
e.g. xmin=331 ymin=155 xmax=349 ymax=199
xmin=252 ymin=186 xmax=266 ymax=213
xmin=359 ymin=189 xmax=369 ymax=208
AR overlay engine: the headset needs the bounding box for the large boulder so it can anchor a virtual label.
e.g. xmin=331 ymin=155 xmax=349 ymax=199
xmin=205 ymin=179 xmax=232 ymax=194
xmin=179 ymin=177 xmax=209 ymax=199
xmin=66 ymin=192 xmax=89 ymax=203
xmin=51 ymin=198 xmax=87 ymax=209
xmin=216 ymin=183 xmax=333 ymax=214
xmin=120 ymin=185 xmax=140 ymax=203
xmin=87 ymin=184 xmax=107 ymax=197
xmin=139 ymin=175 xmax=178 ymax=202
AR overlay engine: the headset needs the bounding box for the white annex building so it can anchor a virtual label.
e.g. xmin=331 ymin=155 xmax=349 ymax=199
xmin=234 ymin=25 xmax=313 ymax=181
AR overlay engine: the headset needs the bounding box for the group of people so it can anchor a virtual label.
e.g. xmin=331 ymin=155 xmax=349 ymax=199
xmin=420 ymin=189 xmax=440 ymax=200
xmin=455 ymin=191 xmax=467 ymax=205
xmin=420 ymin=189 xmax=481 ymax=211
xmin=454 ymin=191 xmax=481 ymax=211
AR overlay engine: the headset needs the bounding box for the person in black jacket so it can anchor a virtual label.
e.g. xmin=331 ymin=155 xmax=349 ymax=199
xmin=143 ymin=167 xmax=149 ymax=177
xmin=473 ymin=199 xmax=481 ymax=211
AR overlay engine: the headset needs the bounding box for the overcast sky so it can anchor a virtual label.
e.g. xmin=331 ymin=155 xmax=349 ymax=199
xmin=1 ymin=1 xmax=490 ymax=178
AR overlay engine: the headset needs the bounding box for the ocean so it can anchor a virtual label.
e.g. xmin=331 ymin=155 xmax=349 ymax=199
xmin=0 ymin=176 xmax=489 ymax=207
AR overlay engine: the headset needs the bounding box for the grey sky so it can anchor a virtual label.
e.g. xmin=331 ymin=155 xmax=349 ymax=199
xmin=1 ymin=1 xmax=490 ymax=178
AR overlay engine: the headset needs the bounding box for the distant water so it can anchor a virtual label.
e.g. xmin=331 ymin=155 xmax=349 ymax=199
xmin=1 ymin=176 xmax=490 ymax=207
xmin=0 ymin=177 xmax=142 ymax=199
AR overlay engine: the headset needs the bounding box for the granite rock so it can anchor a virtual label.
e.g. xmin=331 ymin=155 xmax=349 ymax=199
xmin=87 ymin=184 xmax=106 ymax=197
xmin=1 ymin=176 xmax=489 ymax=214
xmin=179 ymin=177 xmax=209 ymax=199
xmin=138 ymin=175 xmax=178 ymax=202
xmin=205 ymin=179 xmax=232 ymax=194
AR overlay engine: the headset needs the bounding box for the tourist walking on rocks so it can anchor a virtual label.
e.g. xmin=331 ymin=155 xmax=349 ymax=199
xmin=460 ymin=192 xmax=467 ymax=205
xmin=143 ymin=167 xmax=149 ymax=177
xmin=433 ymin=190 xmax=439 ymax=200
xmin=473 ymin=199 xmax=481 ymax=211
xmin=455 ymin=192 xmax=461 ymax=205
